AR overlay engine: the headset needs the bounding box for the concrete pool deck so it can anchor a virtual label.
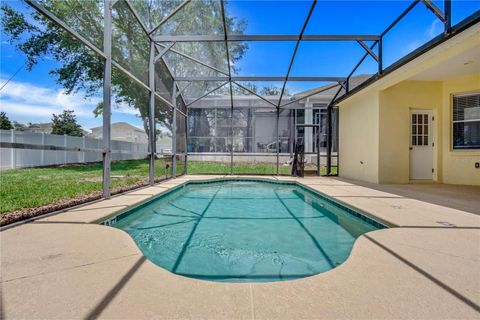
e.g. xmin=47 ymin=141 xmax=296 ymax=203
xmin=1 ymin=175 xmax=479 ymax=319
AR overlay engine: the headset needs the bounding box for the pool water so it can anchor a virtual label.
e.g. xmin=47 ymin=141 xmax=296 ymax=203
xmin=111 ymin=180 xmax=383 ymax=282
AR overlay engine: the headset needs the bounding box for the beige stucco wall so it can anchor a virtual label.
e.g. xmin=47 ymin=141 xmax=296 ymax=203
xmin=378 ymin=81 xmax=442 ymax=183
xmin=336 ymin=23 xmax=480 ymax=185
xmin=339 ymin=91 xmax=379 ymax=183
xmin=339 ymin=74 xmax=480 ymax=185
xmin=441 ymin=74 xmax=480 ymax=185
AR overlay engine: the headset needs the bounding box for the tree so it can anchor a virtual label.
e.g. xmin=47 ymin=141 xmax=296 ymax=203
xmin=260 ymin=86 xmax=288 ymax=96
xmin=1 ymin=1 xmax=248 ymax=137
xmin=0 ymin=112 xmax=14 ymax=130
xmin=51 ymin=110 xmax=84 ymax=136
xmin=12 ymin=121 xmax=26 ymax=131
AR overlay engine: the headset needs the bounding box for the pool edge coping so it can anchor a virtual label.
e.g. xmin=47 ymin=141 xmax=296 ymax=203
xmin=95 ymin=176 xmax=394 ymax=230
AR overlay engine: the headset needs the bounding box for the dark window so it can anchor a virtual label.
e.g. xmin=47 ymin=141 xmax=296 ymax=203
xmin=453 ymin=94 xmax=480 ymax=150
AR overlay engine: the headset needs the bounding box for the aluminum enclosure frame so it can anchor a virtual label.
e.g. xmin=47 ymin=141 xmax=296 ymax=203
xmin=21 ymin=0 xmax=478 ymax=198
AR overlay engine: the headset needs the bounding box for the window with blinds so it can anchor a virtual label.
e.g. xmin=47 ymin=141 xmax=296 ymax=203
xmin=452 ymin=93 xmax=480 ymax=150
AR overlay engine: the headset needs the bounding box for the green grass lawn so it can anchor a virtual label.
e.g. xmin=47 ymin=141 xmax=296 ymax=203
xmin=187 ymin=161 xmax=291 ymax=175
xmin=0 ymin=159 xmax=336 ymax=214
xmin=0 ymin=159 xmax=170 ymax=214
xmin=187 ymin=161 xmax=337 ymax=176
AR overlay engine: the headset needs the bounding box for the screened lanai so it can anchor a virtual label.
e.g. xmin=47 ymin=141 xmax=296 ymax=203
xmin=1 ymin=0 xmax=479 ymax=204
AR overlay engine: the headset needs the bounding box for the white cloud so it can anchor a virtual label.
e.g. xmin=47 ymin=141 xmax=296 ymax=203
xmin=401 ymin=19 xmax=444 ymax=56
xmin=427 ymin=19 xmax=443 ymax=38
xmin=112 ymin=101 xmax=141 ymax=116
xmin=0 ymin=101 xmax=60 ymax=119
xmin=0 ymin=79 xmax=98 ymax=117
xmin=0 ymin=79 xmax=143 ymax=126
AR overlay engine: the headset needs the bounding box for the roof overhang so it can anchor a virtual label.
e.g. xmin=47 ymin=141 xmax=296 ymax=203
xmin=336 ymin=13 xmax=480 ymax=105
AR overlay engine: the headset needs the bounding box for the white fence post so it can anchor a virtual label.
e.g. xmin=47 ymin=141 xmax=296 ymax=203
xmin=82 ymin=136 xmax=86 ymax=163
xmin=64 ymin=134 xmax=67 ymax=164
xmin=10 ymin=129 xmax=15 ymax=169
xmin=41 ymin=132 xmax=45 ymax=166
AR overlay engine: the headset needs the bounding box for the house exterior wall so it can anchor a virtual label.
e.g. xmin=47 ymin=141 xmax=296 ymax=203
xmin=339 ymin=90 xmax=380 ymax=183
xmin=338 ymin=74 xmax=479 ymax=185
xmin=90 ymin=122 xmax=148 ymax=144
xmin=337 ymin=23 xmax=480 ymax=185
xmin=441 ymin=74 xmax=480 ymax=185
xmin=378 ymin=81 xmax=442 ymax=183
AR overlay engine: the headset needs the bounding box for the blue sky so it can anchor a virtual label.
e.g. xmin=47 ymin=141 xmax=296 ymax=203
xmin=1 ymin=0 xmax=479 ymax=131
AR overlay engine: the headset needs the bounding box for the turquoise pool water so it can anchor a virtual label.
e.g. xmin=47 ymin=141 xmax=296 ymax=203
xmin=110 ymin=180 xmax=384 ymax=282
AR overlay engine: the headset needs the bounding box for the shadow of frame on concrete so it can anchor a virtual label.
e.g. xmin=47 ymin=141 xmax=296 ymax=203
xmin=85 ymin=256 xmax=147 ymax=320
xmin=364 ymin=234 xmax=480 ymax=313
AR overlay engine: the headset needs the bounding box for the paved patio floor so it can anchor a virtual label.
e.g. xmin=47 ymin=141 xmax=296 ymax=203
xmin=1 ymin=175 xmax=479 ymax=319
xmin=332 ymin=178 xmax=480 ymax=215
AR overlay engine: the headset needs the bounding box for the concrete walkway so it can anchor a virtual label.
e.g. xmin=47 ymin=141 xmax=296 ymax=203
xmin=1 ymin=175 xmax=479 ymax=319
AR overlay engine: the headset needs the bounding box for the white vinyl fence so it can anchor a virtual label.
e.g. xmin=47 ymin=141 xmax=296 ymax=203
xmin=0 ymin=130 xmax=155 ymax=170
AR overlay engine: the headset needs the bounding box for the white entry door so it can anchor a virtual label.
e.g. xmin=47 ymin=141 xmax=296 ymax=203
xmin=410 ymin=110 xmax=434 ymax=180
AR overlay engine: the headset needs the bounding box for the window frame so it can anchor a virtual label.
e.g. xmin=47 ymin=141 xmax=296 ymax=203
xmin=451 ymin=92 xmax=480 ymax=151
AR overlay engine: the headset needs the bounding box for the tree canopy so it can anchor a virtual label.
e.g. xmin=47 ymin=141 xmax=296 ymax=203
xmin=1 ymin=0 xmax=248 ymax=135
xmin=0 ymin=112 xmax=14 ymax=130
xmin=51 ymin=110 xmax=84 ymax=136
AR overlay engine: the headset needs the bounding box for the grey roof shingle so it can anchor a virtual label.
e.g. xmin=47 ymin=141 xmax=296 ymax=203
xmin=186 ymin=74 xmax=373 ymax=108
xmin=292 ymin=74 xmax=372 ymax=99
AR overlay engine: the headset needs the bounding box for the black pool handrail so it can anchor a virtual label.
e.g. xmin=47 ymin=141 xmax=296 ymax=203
xmin=291 ymin=142 xmax=305 ymax=177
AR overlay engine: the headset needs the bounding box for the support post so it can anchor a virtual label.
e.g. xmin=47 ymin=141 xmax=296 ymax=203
xmin=316 ymin=124 xmax=320 ymax=177
xmin=230 ymin=98 xmax=233 ymax=175
xmin=276 ymin=108 xmax=280 ymax=176
xmin=290 ymin=112 xmax=295 ymax=157
xmin=444 ymin=0 xmax=452 ymax=34
xmin=185 ymin=154 xmax=188 ymax=175
xmin=172 ymin=82 xmax=177 ymax=178
xmin=220 ymin=0 xmax=234 ymax=175
xmin=378 ymin=36 xmax=383 ymax=75
xmin=326 ymin=106 xmax=332 ymax=175
xmin=184 ymin=115 xmax=188 ymax=175
xmin=102 ymin=0 xmax=112 ymax=198
xmin=148 ymin=41 xmax=156 ymax=185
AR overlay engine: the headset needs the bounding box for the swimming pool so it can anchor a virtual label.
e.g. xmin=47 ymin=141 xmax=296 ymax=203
xmin=106 ymin=179 xmax=385 ymax=282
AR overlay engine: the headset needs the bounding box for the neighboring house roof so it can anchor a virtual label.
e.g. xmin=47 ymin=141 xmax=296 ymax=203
xmin=27 ymin=122 xmax=53 ymax=129
xmin=292 ymin=74 xmax=372 ymax=100
xmin=90 ymin=122 xmax=145 ymax=133
xmin=186 ymin=75 xmax=372 ymax=108
xmin=23 ymin=123 xmax=54 ymax=133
